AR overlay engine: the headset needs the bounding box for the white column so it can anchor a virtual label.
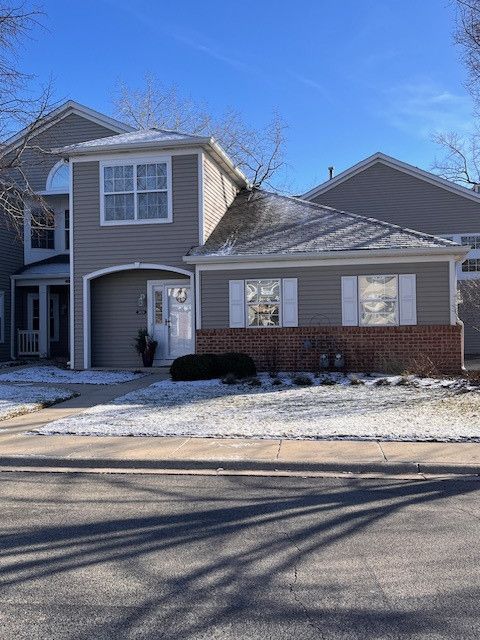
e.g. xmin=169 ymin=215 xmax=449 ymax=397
xmin=38 ymin=284 xmax=48 ymax=358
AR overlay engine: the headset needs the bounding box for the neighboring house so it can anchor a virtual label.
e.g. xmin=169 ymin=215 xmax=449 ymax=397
xmin=3 ymin=101 xmax=133 ymax=361
xmin=302 ymin=152 xmax=480 ymax=354
xmin=0 ymin=109 xmax=469 ymax=373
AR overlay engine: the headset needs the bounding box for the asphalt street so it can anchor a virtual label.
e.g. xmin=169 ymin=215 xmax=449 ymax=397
xmin=0 ymin=471 xmax=479 ymax=639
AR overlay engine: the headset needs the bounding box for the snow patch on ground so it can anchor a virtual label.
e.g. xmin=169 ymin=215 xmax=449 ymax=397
xmin=0 ymin=383 xmax=74 ymax=421
xmin=34 ymin=372 xmax=480 ymax=442
xmin=0 ymin=366 xmax=146 ymax=385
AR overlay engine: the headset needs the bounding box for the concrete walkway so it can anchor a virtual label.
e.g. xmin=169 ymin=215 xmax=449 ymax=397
xmin=0 ymin=366 xmax=479 ymax=477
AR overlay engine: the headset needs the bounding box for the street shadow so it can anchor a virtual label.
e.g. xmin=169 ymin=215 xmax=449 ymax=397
xmin=0 ymin=474 xmax=479 ymax=638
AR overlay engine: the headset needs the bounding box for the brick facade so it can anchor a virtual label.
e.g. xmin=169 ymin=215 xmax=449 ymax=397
xmin=196 ymin=325 xmax=463 ymax=375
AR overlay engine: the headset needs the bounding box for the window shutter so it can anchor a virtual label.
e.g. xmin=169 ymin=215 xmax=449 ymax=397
xmin=229 ymin=280 xmax=245 ymax=328
xmin=341 ymin=276 xmax=358 ymax=326
xmin=282 ymin=278 xmax=298 ymax=327
xmin=399 ymin=274 xmax=417 ymax=325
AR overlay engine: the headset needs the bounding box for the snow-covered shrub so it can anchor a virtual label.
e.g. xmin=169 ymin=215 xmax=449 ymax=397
xmin=349 ymin=376 xmax=364 ymax=386
xmin=292 ymin=373 xmax=313 ymax=386
xmin=245 ymin=376 xmax=262 ymax=387
xmin=271 ymin=377 xmax=283 ymax=386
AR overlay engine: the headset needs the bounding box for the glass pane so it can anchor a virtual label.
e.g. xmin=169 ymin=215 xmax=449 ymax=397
xmin=104 ymin=193 xmax=134 ymax=220
xmin=49 ymin=163 xmax=69 ymax=191
xmin=104 ymin=165 xmax=133 ymax=192
xmin=359 ymin=275 xmax=397 ymax=300
xmin=258 ymin=280 xmax=280 ymax=302
xmin=137 ymin=191 xmax=168 ymax=219
xmin=137 ymin=163 xmax=167 ymax=191
xmin=247 ymin=304 xmax=280 ymax=327
xmin=154 ymin=289 xmax=163 ymax=324
xmin=360 ymin=301 xmax=397 ymax=326
xmin=246 ymin=281 xmax=259 ymax=303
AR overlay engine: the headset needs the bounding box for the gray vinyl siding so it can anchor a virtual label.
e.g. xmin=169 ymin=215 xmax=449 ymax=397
xmin=458 ymin=281 xmax=480 ymax=354
xmin=73 ymin=154 xmax=198 ymax=368
xmin=200 ymin=262 xmax=451 ymax=328
xmin=203 ymin=152 xmax=238 ymax=240
xmin=311 ymin=162 xmax=480 ymax=236
xmin=0 ymin=220 xmax=23 ymax=360
xmin=91 ymin=269 xmax=188 ymax=367
xmin=11 ymin=113 xmax=119 ymax=191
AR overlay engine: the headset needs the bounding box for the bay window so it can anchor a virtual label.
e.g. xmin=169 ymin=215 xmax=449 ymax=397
xmin=100 ymin=158 xmax=172 ymax=225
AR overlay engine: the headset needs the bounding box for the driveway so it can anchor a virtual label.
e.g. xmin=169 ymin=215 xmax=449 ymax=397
xmin=0 ymin=473 xmax=478 ymax=639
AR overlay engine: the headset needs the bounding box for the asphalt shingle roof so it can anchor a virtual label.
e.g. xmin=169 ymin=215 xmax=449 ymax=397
xmin=188 ymin=189 xmax=459 ymax=257
xmin=59 ymin=128 xmax=206 ymax=153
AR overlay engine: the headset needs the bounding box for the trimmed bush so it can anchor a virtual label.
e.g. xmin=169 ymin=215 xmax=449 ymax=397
xmin=170 ymin=352 xmax=256 ymax=381
xmin=216 ymin=352 xmax=256 ymax=378
xmin=170 ymin=353 xmax=218 ymax=381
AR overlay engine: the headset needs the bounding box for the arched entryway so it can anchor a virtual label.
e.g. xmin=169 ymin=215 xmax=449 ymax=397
xmin=83 ymin=263 xmax=194 ymax=368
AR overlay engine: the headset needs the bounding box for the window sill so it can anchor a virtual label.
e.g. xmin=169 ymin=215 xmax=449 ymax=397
xmin=100 ymin=218 xmax=173 ymax=227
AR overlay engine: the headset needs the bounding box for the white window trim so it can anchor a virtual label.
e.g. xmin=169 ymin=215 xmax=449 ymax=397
xmin=99 ymin=156 xmax=173 ymax=226
xmin=358 ymin=274 xmax=399 ymax=327
xmin=245 ymin=278 xmax=283 ymax=328
xmin=0 ymin=291 xmax=4 ymax=343
xmin=442 ymin=233 xmax=480 ymax=280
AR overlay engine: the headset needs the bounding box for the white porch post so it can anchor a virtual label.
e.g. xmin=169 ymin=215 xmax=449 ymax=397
xmin=38 ymin=284 xmax=49 ymax=358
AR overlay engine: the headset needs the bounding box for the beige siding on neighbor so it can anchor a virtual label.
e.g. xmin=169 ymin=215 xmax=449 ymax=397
xmin=203 ymin=151 xmax=238 ymax=240
xmin=91 ymin=269 xmax=188 ymax=367
xmin=73 ymin=154 xmax=198 ymax=368
xmin=311 ymin=163 xmax=480 ymax=236
xmin=200 ymin=262 xmax=451 ymax=328
xmin=10 ymin=113 xmax=118 ymax=191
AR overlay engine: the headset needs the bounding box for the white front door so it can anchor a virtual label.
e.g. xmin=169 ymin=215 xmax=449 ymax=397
xmin=149 ymin=281 xmax=193 ymax=362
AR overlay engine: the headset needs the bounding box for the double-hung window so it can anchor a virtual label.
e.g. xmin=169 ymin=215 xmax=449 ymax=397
xmin=31 ymin=208 xmax=55 ymax=249
xmin=100 ymin=158 xmax=172 ymax=225
xmin=246 ymin=279 xmax=281 ymax=327
xmin=358 ymin=275 xmax=398 ymax=326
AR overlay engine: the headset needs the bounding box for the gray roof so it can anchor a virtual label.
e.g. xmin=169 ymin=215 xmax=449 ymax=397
xmin=15 ymin=254 xmax=70 ymax=277
xmin=58 ymin=128 xmax=207 ymax=154
xmin=188 ymin=190 xmax=460 ymax=258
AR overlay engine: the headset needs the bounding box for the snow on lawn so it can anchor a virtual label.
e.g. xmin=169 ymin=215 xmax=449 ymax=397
xmin=0 ymin=366 xmax=146 ymax=385
xmin=34 ymin=372 xmax=480 ymax=442
xmin=0 ymin=383 xmax=74 ymax=421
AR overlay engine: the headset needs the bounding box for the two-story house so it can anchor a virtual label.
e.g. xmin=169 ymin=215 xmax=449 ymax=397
xmin=0 ymin=105 xmax=469 ymax=374
xmin=5 ymin=101 xmax=133 ymax=361
xmin=302 ymin=152 xmax=480 ymax=355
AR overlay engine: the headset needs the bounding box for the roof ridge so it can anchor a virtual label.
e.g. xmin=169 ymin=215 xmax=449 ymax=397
xmin=252 ymin=188 xmax=457 ymax=247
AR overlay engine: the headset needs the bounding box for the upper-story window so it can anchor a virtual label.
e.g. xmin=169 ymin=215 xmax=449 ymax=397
xmin=99 ymin=157 xmax=172 ymax=225
xmin=31 ymin=208 xmax=55 ymax=249
xmin=46 ymin=160 xmax=70 ymax=194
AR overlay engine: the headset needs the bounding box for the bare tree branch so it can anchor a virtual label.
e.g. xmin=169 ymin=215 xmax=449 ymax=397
xmin=0 ymin=3 xmax=58 ymax=236
xmin=112 ymin=74 xmax=288 ymax=189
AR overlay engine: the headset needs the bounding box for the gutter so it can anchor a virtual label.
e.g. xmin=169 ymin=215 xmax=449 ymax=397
xmin=183 ymin=246 xmax=470 ymax=265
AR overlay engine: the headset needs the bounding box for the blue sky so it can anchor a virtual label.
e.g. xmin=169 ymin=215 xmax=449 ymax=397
xmin=24 ymin=0 xmax=472 ymax=192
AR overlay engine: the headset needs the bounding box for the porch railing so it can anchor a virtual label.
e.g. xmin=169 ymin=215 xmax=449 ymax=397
xmin=18 ymin=330 xmax=40 ymax=356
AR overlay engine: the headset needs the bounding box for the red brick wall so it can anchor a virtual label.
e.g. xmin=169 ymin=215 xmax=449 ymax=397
xmin=196 ymin=325 xmax=463 ymax=375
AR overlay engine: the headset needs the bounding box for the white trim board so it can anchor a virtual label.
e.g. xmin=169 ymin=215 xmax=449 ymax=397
xmin=302 ymin=151 xmax=480 ymax=205
xmin=188 ymin=252 xmax=468 ymax=272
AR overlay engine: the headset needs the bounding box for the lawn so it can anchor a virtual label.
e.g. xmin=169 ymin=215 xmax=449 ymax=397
xmin=0 ymin=383 xmax=74 ymax=421
xmin=0 ymin=366 xmax=146 ymax=385
xmin=34 ymin=373 xmax=480 ymax=442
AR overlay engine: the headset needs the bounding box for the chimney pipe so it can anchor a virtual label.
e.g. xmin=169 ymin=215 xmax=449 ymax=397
xmin=328 ymin=166 xmax=334 ymax=180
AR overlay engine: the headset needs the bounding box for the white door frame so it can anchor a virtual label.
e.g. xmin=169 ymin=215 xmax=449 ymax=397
xmin=147 ymin=279 xmax=194 ymax=362
xmin=27 ymin=290 xmax=60 ymax=345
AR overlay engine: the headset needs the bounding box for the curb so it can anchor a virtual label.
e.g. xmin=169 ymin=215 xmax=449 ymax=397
xmin=0 ymin=456 xmax=479 ymax=477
